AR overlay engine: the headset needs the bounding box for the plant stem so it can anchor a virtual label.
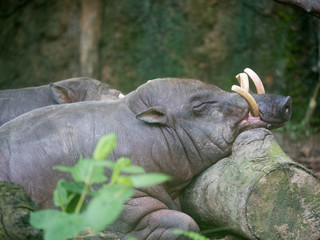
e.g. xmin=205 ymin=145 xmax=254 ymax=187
xmin=74 ymin=166 xmax=94 ymax=213
xmin=75 ymin=183 xmax=89 ymax=213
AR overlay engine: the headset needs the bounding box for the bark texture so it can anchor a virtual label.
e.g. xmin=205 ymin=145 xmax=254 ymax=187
xmin=80 ymin=0 xmax=101 ymax=77
xmin=181 ymin=128 xmax=320 ymax=240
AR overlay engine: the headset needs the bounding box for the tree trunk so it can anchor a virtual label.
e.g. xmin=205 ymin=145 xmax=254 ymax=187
xmin=80 ymin=0 xmax=102 ymax=77
xmin=181 ymin=128 xmax=320 ymax=240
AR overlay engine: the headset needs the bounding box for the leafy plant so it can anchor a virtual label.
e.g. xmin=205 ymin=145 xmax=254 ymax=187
xmin=30 ymin=133 xmax=171 ymax=240
xmin=173 ymin=226 xmax=233 ymax=240
xmin=173 ymin=229 xmax=209 ymax=240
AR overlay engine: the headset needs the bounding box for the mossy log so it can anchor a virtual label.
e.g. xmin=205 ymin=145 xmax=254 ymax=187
xmin=0 ymin=181 xmax=42 ymax=240
xmin=181 ymin=128 xmax=320 ymax=240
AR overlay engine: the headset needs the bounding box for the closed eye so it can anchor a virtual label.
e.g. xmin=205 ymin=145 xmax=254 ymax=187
xmin=193 ymin=101 xmax=218 ymax=114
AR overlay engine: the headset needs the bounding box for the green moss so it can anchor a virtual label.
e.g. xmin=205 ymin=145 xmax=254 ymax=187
xmin=247 ymin=167 xmax=320 ymax=239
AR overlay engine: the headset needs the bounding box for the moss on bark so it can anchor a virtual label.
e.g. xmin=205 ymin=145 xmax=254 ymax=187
xmin=181 ymin=128 xmax=320 ymax=239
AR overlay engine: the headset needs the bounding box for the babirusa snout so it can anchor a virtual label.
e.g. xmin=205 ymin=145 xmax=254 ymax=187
xmin=232 ymin=68 xmax=269 ymax=118
xmin=280 ymin=96 xmax=292 ymax=121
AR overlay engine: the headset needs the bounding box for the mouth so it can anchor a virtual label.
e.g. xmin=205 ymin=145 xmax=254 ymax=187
xmin=239 ymin=111 xmax=285 ymax=131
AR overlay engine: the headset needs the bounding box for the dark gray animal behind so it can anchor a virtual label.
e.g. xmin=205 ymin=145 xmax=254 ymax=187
xmin=0 ymin=77 xmax=123 ymax=126
xmin=0 ymin=78 xmax=291 ymax=239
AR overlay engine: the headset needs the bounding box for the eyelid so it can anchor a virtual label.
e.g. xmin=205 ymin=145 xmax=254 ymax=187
xmin=192 ymin=101 xmax=218 ymax=115
xmin=193 ymin=101 xmax=217 ymax=109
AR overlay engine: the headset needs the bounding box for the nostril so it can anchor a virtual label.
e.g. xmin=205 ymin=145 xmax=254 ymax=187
xmin=282 ymin=96 xmax=292 ymax=120
xmin=284 ymin=104 xmax=290 ymax=114
xmin=283 ymin=97 xmax=291 ymax=110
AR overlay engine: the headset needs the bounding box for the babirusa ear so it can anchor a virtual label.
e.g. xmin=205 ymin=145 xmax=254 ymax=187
xmin=50 ymin=83 xmax=78 ymax=104
xmin=136 ymin=106 xmax=167 ymax=125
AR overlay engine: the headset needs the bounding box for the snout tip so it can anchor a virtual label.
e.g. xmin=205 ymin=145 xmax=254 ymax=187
xmin=282 ymin=96 xmax=292 ymax=121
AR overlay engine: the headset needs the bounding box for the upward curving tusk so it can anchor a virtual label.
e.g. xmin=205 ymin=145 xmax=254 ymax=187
xmin=236 ymin=73 xmax=249 ymax=92
xmin=244 ymin=68 xmax=265 ymax=94
xmin=231 ymin=85 xmax=260 ymax=117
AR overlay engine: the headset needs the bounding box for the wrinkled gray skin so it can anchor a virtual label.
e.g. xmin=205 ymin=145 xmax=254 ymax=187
xmin=0 ymin=78 xmax=291 ymax=240
xmin=0 ymin=77 xmax=123 ymax=126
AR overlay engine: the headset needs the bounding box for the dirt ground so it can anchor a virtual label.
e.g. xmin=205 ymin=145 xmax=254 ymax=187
xmin=273 ymin=130 xmax=320 ymax=179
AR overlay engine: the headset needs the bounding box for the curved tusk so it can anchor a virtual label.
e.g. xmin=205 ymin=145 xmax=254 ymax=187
xmin=119 ymin=93 xmax=125 ymax=99
xmin=236 ymin=73 xmax=249 ymax=92
xmin=231 ymin=85 xmax=260 ymax=117
xmin=244 ymin=68 xmax=265 ymax=94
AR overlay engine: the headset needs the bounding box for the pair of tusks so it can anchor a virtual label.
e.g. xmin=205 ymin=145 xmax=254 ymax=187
xmin=231 ymin=68 xmax=265 ymax=117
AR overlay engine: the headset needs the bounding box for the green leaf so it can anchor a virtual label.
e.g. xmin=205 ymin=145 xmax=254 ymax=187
xmin=117 ymin=176 xmax=134 ymax=186
xmin=53 ymin=179 xmax=70 ymax=209
xmin=127 ymin=237 xmax=138 ymax=240
xmin=56 ymin=159 xmax=107 ymax=184
xmin=93 ymin=133 xmax=116 ymax=161
xmin=53 ymin=165 xmax=73 ymax=173
xmin=83 ymin=184 xmax=133 ymax=232
xmin=55 ymin=181 xmax=96 ymax=212
xmin=121 ymin=165 xmax=145 ymax=174
xmin=92 ymin=160 xmax=115 ymax=169
xmin=30 ymin=210 xmax=84 ymax=240
xmin=76 ymin=159 xmax=107 ymax=184
xmin=129 ymin=173 xmax=171 ymax=188
xmin=110 ymin=157 xmax=132 ymax=184
xmin=172 ymin=229 xmax=209 ymax=240
xmin=200 ymin=226 xmax=232 ymax=234
xmin=116 ymin=157 xmax=131 ymax=168
xmin=60 ymin=181 xmax=96 ymax=196
xmin=60 ymin=181 xmax=86 ymax=195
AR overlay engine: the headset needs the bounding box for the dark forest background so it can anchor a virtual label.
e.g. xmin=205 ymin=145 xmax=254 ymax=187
xmin=0 ymin=0 xmax=319 ymax=131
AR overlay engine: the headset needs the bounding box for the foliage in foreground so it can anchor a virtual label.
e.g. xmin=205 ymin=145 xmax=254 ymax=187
xmin=173 ymin=229 xmax=209 ymax=240
xmin=173 ymin=226 xmax=235 ymax=240
xmin=30 ymin=133 xmax=171 ymax=240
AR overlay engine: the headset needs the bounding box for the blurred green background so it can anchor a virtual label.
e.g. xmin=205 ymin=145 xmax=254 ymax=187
xmin=0 ymin=0 xmax=319 ymax=129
